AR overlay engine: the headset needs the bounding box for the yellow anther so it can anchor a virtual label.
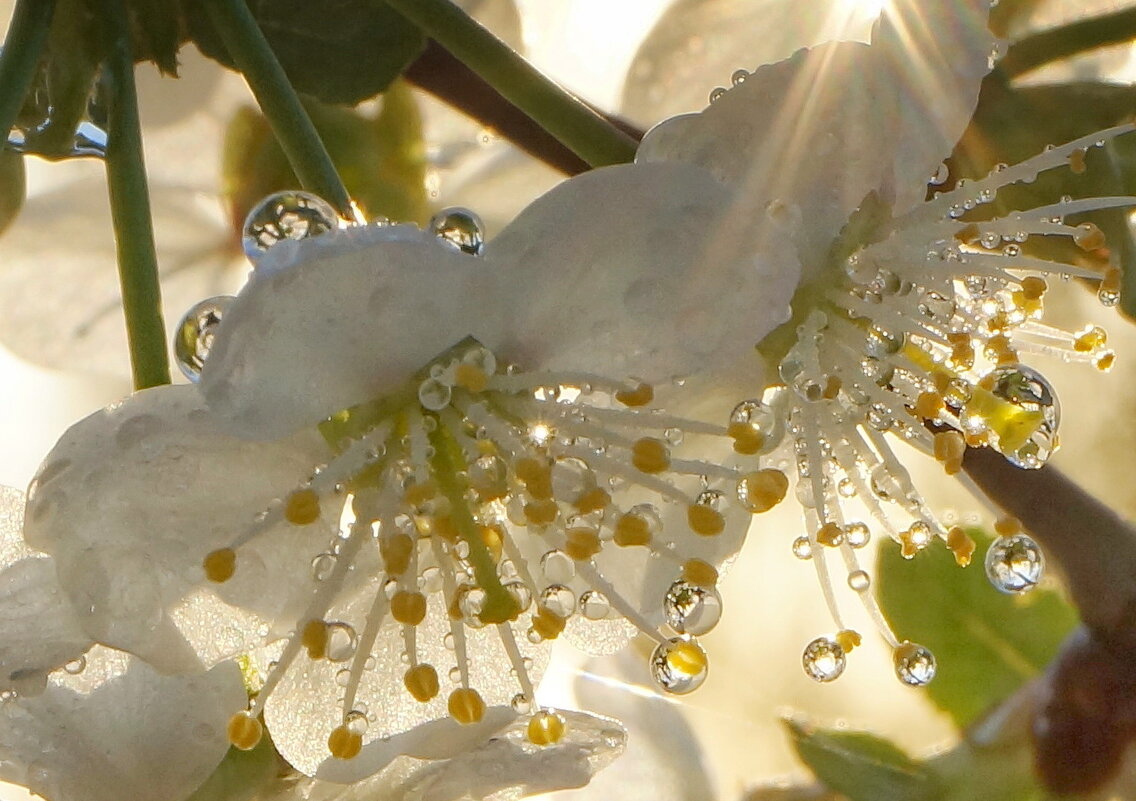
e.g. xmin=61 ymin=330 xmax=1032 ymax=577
xmin=481 ymin=525 xmax=504 ymax=562
xmin=1074 ymin=326 xmax=1108 ymax=353
xmin=390 ymin=591 xmax=428 ymax=625
xmin=327 ymin=725 xmax=363 ymax=760
xmin=682 ymin=559 xmax=718 ymax=588
xmin=737 ymin=469 xmax=789 ymax=513
xmin=531 ymin=607 xmax=567 ymax=640
xmin=687 ymin=504 xmax=725 ymax=537
xmin=515 ymin=457 xmax=553 ymax=499
xmin=573 ymin=486 xmax=611 ymax=514
xmin=564 ymin=527 xmax=602 ymax=561
xmin=913 ymin=391 xmax=944 ymax=421
xmin=380 ymin=533 xmax=415 ymax=576
xmin=454 ymin=363 xmax=488 ymax=392
xmin=404 ymin=664 xmax=440 ymax=702
xmin=523 ymin=499 xmax=559 ymax=526
xmin=1069 ymin=147 xmax=1087 ymax=174
xmin=1075 ymin=222 xmax=1106 ymax=251
xmin=933 ymin=431 xmax=966 ymax=471
xmin=835 ymin=629 xmax=862 ymax=653
xmin=631 ymin=437 xmax=670 ymax=474
xmin=822 ymin=375 xmax=842 ymax=400
xmin=1019 ymin=276 xmax=1048 ymax=300
xmin=614 ymin=512 xmax=652 ymax=547
xmin=615 ymin=382 xmax=654 ymax=407
xmin=666 ymin=641 xmax=708 ymax=674
xmin=893 ymin=641 xmax=921 ymax=666
xmin=947 ymin=526 xmax=976 ymax=567
xmin=302 ymin=619 xmax=329 ymax=659
xmin=448 ymin=687 xmax=487 ymax=724
xmin=816 ymin=522 xmax=844 ymax=547
xmin=527 ymin=710 xmax=567 ymax=746
xmin=227 ymin=712 xmax=263 ymax=751
xmin=1011 ymin=291 xmax=1042 ymax=316
xmin=727 ymin=421 xmax=765 ymax=455
xmin=284 ymin=488 xmax=321 ymax=525
xmin=403 ymin=480 xmax=437 ymax=507
xmin=994 ymin=517 xmax=1022 ymax=536
xmin=432 ymin=515 xmax=459 ymax=542
xmin=931 ymin=371 xmax=952 ymax=394
xmin=986 ymin=311 xmax=1012 ymax=333
xmin=965 ymin=430 xmax=990 ymax=448
xmin=203 ymin=548 xmax=236 ymax=583
xmin=954 ymin=222 xmax=980 ymax=244
xmin=966 ymin=385 xmax=1045 ymax=454
xmin=1096 ymin=351 xmax=1116 ymax=371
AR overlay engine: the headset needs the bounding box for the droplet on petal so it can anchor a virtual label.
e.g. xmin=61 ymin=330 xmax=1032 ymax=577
xmin=242 ymin=190 xmax=338 ymax=261
xmin=174 ymin=296 xmax=233 ymax=382
xmin=985 ymin=533 xmax=1044 ymax=593
xmin=428 ymin=207 xmax=486 ymax=256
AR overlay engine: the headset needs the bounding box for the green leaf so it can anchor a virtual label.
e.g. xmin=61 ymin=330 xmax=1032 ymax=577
xmin=875 ymin=529 xmax=1078 ymax=727
xmin=184 ymin=737 xmax=278 ymax=801
xmin=785 ymin=719 xmax=941 ymax=801
xmin=186 ymin=0 xmax=425 ymax=105
xmin=221 ymin=80 xmax=428 ymax=232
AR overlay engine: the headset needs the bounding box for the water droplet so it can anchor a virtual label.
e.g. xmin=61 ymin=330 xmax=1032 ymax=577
xmin=344 ymin=709 xmax=368 ymax=735
xmin=985 ymin=533 xmax=1044 ymax=593
xmin=449 ymin=666 xmax=462 ymax=682
xmin=917 ymin=291 xmax=955 ymax=321
xmin=792 ymin=536 xmax=813 ymax=560
xmin=242 ymin=191 xmax=337 ymax=260
xmin=335 ymin=668 xmax=351 ymax=687
xmin=418 ymin=377 xmax=452 ymax=411
xmin=428 ymin=207 xmax=485 ymax=256
xmin=930 ymin=163 xmax=950 ymax=185
xmin=847 ymin=570 xmax=871 ymax=592
xmin=962 ymin=364 xmax=1059 ymax=468
xmin=894 ymin=643 xmax=936 ymax=686
xmin=511 ymin=693 xmax=532 ymax=714
xmin=539 ymin=584 xmax=576 ymax=618
xmin=650 ymin=637 xmax=708 ymax=694
xmin=845 ymin=522 xmax=871 ymax=548
xmin=730 ymin=69 xmax=749 ymax=85
xmin=174 ymin=296 xmax=233 ymax=382
xmin=311 ymin=552 xmax=337 ymax=581
xmin=730 ymin=397 xmax=784 ymax=451
xmin=326 ymin=622 xmax=358 ymax=662
xmin=708 ymin=86 xmax=727 ymax=103
xmin=421 ymin=566 xmax=443 ymax=594
xmin=504 ymin=580 xmax=532 ymax=611
xmin=663 ymin=580 xmax=722 ymax=635
xmin=802 ymin=637 xmax=845 ymax=682
xmin=540 ymin=550 xmax=575 ymax=584
xmin=63 ymin=655 xmax=86 ymax=675
xmin=580 ymin=590 xmax=610 ymax=620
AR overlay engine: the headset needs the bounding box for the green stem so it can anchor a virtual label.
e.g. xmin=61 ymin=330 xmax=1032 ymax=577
xmin=0 ymin=0 xmax=55 ymax=138
xmin=203 ymin=0 xmax=353 ymax=219
xmin=384 ymin=0 xmax=637 ymax=168
xmin=102 ymin=0 xmax=171 ymax=390
xmin=998 ymin=6 xmax=1136 ymax=79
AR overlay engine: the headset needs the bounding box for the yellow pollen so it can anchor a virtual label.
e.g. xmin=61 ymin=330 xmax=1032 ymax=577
xmin=448 ymin=688 xmax=486 ymax=724
xmin=454 ymin=363 xmax=488 ymax=392
xmin=1074 ymin=326 xmax=1107 ymax=353
xmin=1096 ymin=352 xmax=1116 ymax=371
xmin=527 ymin=711 xmax=567 ymax=745
xmin=615 ymin=382 xmax=654 ymax=407
xmin=738 ymin=469 xmax=788 ymax=513
xmin=284 ymin=489 xmax=321 ymax=525
xmin=687 ymin=504 xmax=725 ymax=537
xmin=481 ymin=525 xmax=504 ymax=562
xmin=913 ymin=391 xmax=944 ymax=421
xmin=727 ymin=421 xmax=765 ymax=455
xmin=994 ymin=517 xmax=1022 ymax=536
xmin=203 ymin=548 xmax=236 ymax=583
xmin=404 ymin=664 xmax=440 ymax=702
xmin=666 ymin=641 xmax=707 ymax=675
xmin=965 ymin=430 xmax=990 ymax=448
xmin=564 ymin=527 xmax=602 ymax=561
xmin=515 ymin=457 xmax=553 ymax=499
xmin=965 ymin=385 xmax=1045 ymax=454
xmin=933 ymin=431 xmax=966 ymax=476
xmin=531 ymin=607 xmax=567 ymax=640
xmin=835 ymin=629 xmax=862 ymax=652
xmin=403 ymin=480 xmax=437 ymax=507
xmin=931 ymin=371 xmax=952 ymax=393
xmin=327 ymin=725 xmax=363 ymax=760
xmin=1019 ymin=276 xmax=1048 ymax=300
xmin=631 ymin=437 xmax=670 ymax=474
xmin=523 ymin=499 xmax=559 ymax=526
xmin=816 ymin=522 xmax=844 ymax=547
xmin=302 ymin=619 xmax=329 ymax=659
xmin=381 ymin=533 xmax=415 ymax=576
xmin=573 ymin=486 xmax=611 ymax=514
xmin=390 ymin=591 xmax=428 ymax=625
xmin=227 ymin=711 xmax=263 ymax=751
xmin=1075 ymin=222 xmax=1106 ymax=251
xmin=613 ymin=513 xmax=652 ymax=547
xmin=1069 ymin=148 xmax=1087 ymax=174
xmin=682 ymin=559 xmax=718 ymax=588
xmin=947 ymin=526 xmax=975 ymax=567
xmin=893 ymin=641 xmax=921 ymax=666
xmin=1011 ymin=291 xmax=1042 ymax=316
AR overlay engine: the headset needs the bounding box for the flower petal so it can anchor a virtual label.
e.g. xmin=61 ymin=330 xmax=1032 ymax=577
xmin=22 ymin=385 xmax=331 ymax=669
xmin=488 ymin=161 xmax=797 ymax=382
xmin=0 ymin=648 xmax=245 ymax=801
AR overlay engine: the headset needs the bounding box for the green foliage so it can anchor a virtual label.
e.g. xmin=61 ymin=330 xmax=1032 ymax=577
xmin=184 ymin=737 xmax=279 ymax=801
xmin=875 ymin=529 xmax=1077 ymax=727
xmin=186 ymin=0 xmax=425 ymax=105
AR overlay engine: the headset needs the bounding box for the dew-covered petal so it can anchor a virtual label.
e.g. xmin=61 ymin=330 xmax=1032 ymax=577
xmin=487 ymin=161 xmax=797 ymax=382
xmin=0 ymin=648 xmax=245 ymax=801
xmin=0 ymin=486 xmax=92 ymax=691
xmin=22 ymin=385 xmax=332 ymax=670
xmin=202 ymin=224 xmax=497 ymax=439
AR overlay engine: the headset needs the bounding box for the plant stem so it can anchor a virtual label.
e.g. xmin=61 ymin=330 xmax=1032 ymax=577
xmin=102 ymin=0 xmax=171 ymax=390
xmin=0 ymin=0 xmax=56 ymax=137
xmin=203 ymin=0 xmax=353 ymax=219
xmin=385 ymin=0 xmax=638 ymax=169
xmin=998 ymin=6 xmax=1136 ymax=79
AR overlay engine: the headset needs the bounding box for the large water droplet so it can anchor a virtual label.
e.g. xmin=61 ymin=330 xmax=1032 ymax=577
xmin=429 ymin=207 xmax=485 ymax=256
xmin=539 ymin=584 xmax=576 ymax=618
xmin=894 ymin=643 xmax=936 ymax=686
xmin=663 ymin=580 xmax=722 ymax=635
xmin=650 ymin=637 xmax=708 ymax=694
xmin=580 ymin=590 xmax=610 ymax=620
xmin=963 ymin=364 xmax=1059 ymax=469
xmin=985 ymin=533 xmax=1044 ymax=593
xmin=326 ymin=622 xmax=358 ymax=662
xmin=242 ymin=191 xmax=337 ymax=260
xmin=174 ymin=296 xmax=233 ymax=382
xmin=802 ymin=637 xmax=845 ymax=682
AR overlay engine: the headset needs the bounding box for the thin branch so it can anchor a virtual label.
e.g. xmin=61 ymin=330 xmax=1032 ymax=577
xmin=998 ymin=6 xmax=1136 ymax=79
xmin=0 ymin=0 xmax=56 ymax=139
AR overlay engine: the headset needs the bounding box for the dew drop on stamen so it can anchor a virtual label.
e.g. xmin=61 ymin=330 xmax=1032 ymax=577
xmin=511 ymin=693 xmax=532 ymax=714
xmin=310 ymin=552 xmax=337 ymax=582
xmin=985 ymin=533 xmax=1044 ymax=593
xmin=242 ymin=190 xmax=338 ymax=261
xmin=539 ymin=584 xmax=576 ymax=618
xmin=540 ymin=550 xmax=575 ymax=584
xmin=847 ymin=570 xmax=871 ymax=592
xmin=962 ymin=364 xmax=1059 ymax=469
xmin=650 ymin=637 xmax=708 ymax=694
xmin=792 ymin=536 xmax=813 ymax=560
xmin=418 ymin=377 xmax=452 ymax=411
xmin=429 ymin=207 xmax=486 ymax=256
xmin=174 ymin=296 xmax=233 ymax=382
xmin=325 ymin=622 xmax=358 ymax=662
xmin=663 ymin=579 xmax=723 ymax=635
xmin=802 ymin=637 xmax=845 ymax=682
xmin=580 ymin=590 xmax=610 ymax=620
xmin=893 ymin=642 xmax=936 ymax=686
xmin=845 ymin=522 xmax=871 ymax=548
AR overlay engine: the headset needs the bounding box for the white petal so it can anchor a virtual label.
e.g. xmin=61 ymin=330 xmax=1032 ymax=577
xmin=487 ymin=162 xmax=797 ymax=382
xmin=202 ymin=225 xmax=497 ymax=438
xmin=23 ymin=385 xmax=331 ymax=669
xmin=0 ymin=649 xmax=245 ymax=801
